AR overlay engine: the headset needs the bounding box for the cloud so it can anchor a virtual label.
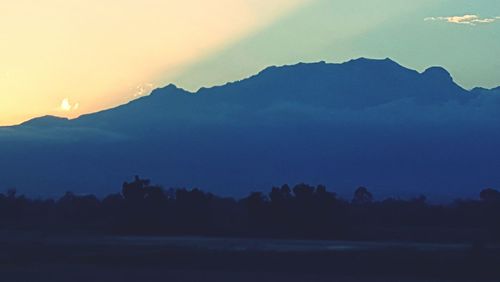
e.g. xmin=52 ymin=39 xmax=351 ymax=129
xmin=60 ymin=98 xmax=79 ymax=111
xmin=425 ymin=14 xmax=499 ymax=26
xmin=133 ymin=83 xmax=155 ymax=98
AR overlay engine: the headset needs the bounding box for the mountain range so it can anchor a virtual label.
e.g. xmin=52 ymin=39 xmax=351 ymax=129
xmin=1 ymin=58 xmax=500 ymax=200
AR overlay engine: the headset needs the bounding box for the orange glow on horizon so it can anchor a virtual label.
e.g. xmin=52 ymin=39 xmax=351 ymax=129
xmin=0 ymin=0 xmax=308 ymax=126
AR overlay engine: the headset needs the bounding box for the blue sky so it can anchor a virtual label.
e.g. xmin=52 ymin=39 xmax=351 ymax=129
xmin=0 ymin=0 xmax=498 ymax=125
xmin=171 ymin=0 xmax=500 ymax=91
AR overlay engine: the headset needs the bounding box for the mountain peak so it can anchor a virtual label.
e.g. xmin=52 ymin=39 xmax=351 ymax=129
xmin=345 ymin=57 xmax=402 ymax=67
xmin=422 ymin=66 xmax=453 ymax=82
xmin=348 ymin=57 xmax=396 ymax=64
xmin=20 ymin=115 xmax=69 ymax=127
xmin=142 ymin=83 xmax=192 ymax=102
xmin=162 ymin=83 xmax=182 ymax=91
xmin=150 ymin=83 xmax=187 ymax=95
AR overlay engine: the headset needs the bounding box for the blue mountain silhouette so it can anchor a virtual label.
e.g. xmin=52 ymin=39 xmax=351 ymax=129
xmin=1 ymin=58 xmax=499 ymax=200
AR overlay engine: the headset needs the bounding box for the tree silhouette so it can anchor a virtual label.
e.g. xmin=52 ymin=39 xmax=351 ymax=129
xmin=0 ymin=178 xmax=499 ymax=243
xmin=122 ymin=175 xmax=151 ymax=201
xmin=352 ymin=186 xmax=373 ymax=205
xmin=480 ymin=188 xmax=500 ymax=202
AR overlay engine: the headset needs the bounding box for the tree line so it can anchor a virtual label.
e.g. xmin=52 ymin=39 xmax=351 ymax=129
xmin=1 ymin=176 xmax=499 ymax=242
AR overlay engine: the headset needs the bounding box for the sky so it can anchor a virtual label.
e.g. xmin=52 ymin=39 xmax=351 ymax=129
xmin=0 ymin=0 xmax=499 ymax=126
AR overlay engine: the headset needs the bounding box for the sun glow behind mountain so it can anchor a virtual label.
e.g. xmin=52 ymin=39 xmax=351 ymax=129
xmin=1 ymin=0 xmax=499 ymax=126
xmin=0 ymin=0 xmax=307 ymax=125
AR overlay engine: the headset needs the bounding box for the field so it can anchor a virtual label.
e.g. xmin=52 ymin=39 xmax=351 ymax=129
xmin=1 ymin=233 xmax=499 ymax=282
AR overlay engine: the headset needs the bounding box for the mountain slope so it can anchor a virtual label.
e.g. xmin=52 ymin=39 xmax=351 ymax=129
xmin=1 ymin=58 xmax=499 ymax=200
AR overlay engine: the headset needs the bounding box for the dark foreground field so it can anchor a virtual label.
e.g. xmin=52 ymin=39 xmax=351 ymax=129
xmin=0 ymin=234 xmax=499 ymax=282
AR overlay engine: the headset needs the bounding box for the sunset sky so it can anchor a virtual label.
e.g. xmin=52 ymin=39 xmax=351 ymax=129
xmin=0 ymin=0 xmax=499 ymax=126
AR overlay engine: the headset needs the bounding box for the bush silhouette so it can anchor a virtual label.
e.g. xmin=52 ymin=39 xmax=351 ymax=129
xmin=0 ymin=176 xmax=498 ymax=242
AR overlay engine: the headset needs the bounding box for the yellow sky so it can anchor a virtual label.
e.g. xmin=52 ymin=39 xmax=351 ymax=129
xmin=0 ymin=0 xmax=307 ymax=125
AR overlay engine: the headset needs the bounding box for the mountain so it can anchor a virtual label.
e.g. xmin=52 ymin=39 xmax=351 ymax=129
xmin=1 ymin=58 xmax=499 ymax=200
xmin=20 ymin=116 xmax=70 ymax=127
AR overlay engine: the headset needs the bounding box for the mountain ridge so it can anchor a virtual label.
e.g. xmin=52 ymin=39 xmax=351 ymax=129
xmin=10 ymin=58 xmax=486 ymax=128
xmin=2 ymin=57 xmax=500 ymax=199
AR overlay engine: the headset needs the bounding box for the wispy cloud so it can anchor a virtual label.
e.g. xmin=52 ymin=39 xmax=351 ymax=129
xmin=133 ymin=83 xmax=155 ymax=98
xmin=425 ymin=14 xmax=499 ymax=26
xmin=60 ymin=98 xmax=79 ymax=112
